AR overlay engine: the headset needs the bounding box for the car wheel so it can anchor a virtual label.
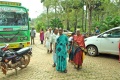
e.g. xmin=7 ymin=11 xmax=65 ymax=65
xmin=87 ymin=46 xmax=98 ymax=56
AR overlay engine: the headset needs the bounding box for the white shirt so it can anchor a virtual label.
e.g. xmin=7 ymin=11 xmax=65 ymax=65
xmin=46 ymin=31 xmax=52 ymax=42
xmin=44 ymin=31 xmax=47 ymax=40
xmin=34 ymin=30 xmax=36 ymax=33
xmin=31 ymin=30 xmax=36 ymax=37
xmin=50 ymin=33 xmax=59 ymax=49
xmin=69 ymin=36 xmax=73 ymax=41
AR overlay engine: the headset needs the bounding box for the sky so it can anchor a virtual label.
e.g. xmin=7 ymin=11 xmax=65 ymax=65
xmin=0 ymin=0 xmax=44 ymax=19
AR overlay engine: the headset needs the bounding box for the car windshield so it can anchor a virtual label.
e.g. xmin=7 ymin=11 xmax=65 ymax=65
xmin=101 ymin=29 xmax=120 ymax=38
xmin=0 ymin=6 xmax=28 ymax=26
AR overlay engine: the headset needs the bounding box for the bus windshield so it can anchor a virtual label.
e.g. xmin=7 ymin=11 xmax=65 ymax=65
xmin=0 ymin=6 xmax=28 ymax=26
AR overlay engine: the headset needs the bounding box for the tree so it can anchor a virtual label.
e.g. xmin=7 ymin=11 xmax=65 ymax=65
xmin=41 ymin=0 xmax=52 ymax=27
xmin=61 ymin=0 xmax=72 ymax=30
xmin=84 ymin=0 xmax=97 ymax=35
xmin=36 ymin=0 xmax=120 ymax=34
xmin=50 ymin=18 xmax=63 ymax=28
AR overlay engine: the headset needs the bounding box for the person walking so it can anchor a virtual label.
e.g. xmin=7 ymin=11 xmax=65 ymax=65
xmin=73 ymin=29 xmax=86 ymax=70
xmin=40 ymin=28 xmax=44 ymax=44
xmin=50 ymin=28 xmax=59 ymax=67
xmin=56 ymin=28 xmax=68 ymax=73
xmin=68 ymin=32 xmax=75 ymax=63
xmin=46 ymin=27 xmax=52 ymax=53
xmin=30 ymin=28 xmax=36 ymax=45
xmin=44 ymin=29 xmax=48 ymax=47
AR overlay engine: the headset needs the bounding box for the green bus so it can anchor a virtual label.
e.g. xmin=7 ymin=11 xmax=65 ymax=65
xmin=0 ymin=1 xmax=30 ymax=49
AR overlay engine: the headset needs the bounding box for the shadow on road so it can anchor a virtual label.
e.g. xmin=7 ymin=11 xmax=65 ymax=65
xmin=97 ymin=53 xmax=119 ymax=60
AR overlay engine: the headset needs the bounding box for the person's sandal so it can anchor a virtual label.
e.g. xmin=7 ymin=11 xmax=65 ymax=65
xmin=63 ymin=70 xmax=67 ymax=73
xmin=119 ymin=60 xmax=120 ymax=63
xmin=77 ymin=66 xmax=82 ymax=70
xmin=47 ymin=50 xmax=49 ymax=53
xmin=52 ymin=63 xmax=56 ymax=67
xmin=50 ymin=50 xmax=52 ymax=53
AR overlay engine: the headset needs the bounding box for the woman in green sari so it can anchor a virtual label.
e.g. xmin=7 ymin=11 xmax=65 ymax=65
xmin=56 ymin=28 xmax=68 ymax=73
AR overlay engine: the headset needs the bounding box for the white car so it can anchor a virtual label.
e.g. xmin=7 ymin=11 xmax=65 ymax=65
xmin=63 ymin=29 xmax=72 ymax=36
xmin=85 ymin=27 xmax=120 ymax=56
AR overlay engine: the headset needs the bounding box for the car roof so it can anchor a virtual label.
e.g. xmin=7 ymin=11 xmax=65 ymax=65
xmin=108 ymin=26 xmax=120 ymax=30
xmin=98 ymin=26 xmax=120 ymax=36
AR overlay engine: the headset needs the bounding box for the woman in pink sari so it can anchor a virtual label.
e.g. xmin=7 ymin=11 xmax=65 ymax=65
xmin=40 ymin=28 xmax=44 ymax=44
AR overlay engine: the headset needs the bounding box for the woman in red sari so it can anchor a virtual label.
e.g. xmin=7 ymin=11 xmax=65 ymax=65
xmin=73 ymin=29 xmax=86 ymax=70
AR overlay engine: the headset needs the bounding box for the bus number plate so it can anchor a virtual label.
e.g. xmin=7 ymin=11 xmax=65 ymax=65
xmin=3 ymin=28 xmax=13 ymax=31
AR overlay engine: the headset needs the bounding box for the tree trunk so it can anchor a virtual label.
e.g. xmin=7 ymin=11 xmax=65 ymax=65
xmin=66 ymin=10 xmax=70 ymax=30
xmin=66 ymin=0 xmax=70 ymax=30
xmin=85 ymin=5 xmax=87 ymax=33
xmin=98 ymin=12 xmax=100 ymax=21
xmin=66 ymin=18 xmax=70 ymax=30
xmin=74 ymin=10 xmax=77 ymax=32
xmin=47 ymin=7 xmax=49 ymax=27
xmin=82 ymin=0 xmax=85 ymax=32
xmin=55 ymin=1 xmax=57 ymax=27
xmin=81 ymin=7 xmax=84 ymax=32
xmin=88 ymin=8 xmax=92 ymax=36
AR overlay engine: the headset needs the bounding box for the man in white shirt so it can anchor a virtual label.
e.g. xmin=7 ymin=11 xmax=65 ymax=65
xmin=46 ymin=27 xmax=53 ymax=53
xmin=50 ymin=28 xmax=59 ymax=67
xmin=44 ymin=29 xmax=48 ymax=46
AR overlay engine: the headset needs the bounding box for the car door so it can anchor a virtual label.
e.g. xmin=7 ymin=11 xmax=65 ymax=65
xmin=100 ymin=29 xmax=120 ymax=55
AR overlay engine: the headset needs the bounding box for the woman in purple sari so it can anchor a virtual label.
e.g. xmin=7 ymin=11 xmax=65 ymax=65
xmin=40 ymin=28 xmax=44 ymax=44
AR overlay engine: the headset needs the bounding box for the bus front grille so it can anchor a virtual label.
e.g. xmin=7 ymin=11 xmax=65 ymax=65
xmin=0 ymin=37 xmax=18 ymax=43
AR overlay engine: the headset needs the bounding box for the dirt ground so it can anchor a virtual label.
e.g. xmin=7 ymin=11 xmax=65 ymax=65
xmin=0 ymin=33 xmax=120 ymax=80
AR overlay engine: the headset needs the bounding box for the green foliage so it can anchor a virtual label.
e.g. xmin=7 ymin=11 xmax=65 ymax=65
xmin=72 ymin=1 xmax=84 ymax=9
xmin=34 ymin=0 xmax=120 ymax=34
xmin=35 ymin=22 xmax=44 ymax=32
xmin=35 ymin=21 xmax=46 ymax=32
xmin=102 ymin=16 xmax=120 ymax=29
xmin=70 ymin=27 xmax=74 ymax=32
xmin=41 ymin=0 xmax=44 ymax=3
xmin=36 ymin=24 xmax=41 ymax=32
xmin=92 ymin=16 xmax=120 ymax=32
xmin=50 ymin=18 xmax=63 ymax=28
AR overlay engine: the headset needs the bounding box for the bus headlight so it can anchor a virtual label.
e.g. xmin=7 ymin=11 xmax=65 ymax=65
xmin=24 ymin=36 xmax=28 ymax=40
xmin=20 ymin=37 xmax=24 ymax=40
xmin=20 ymin=37 xmax=28 ymax=41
